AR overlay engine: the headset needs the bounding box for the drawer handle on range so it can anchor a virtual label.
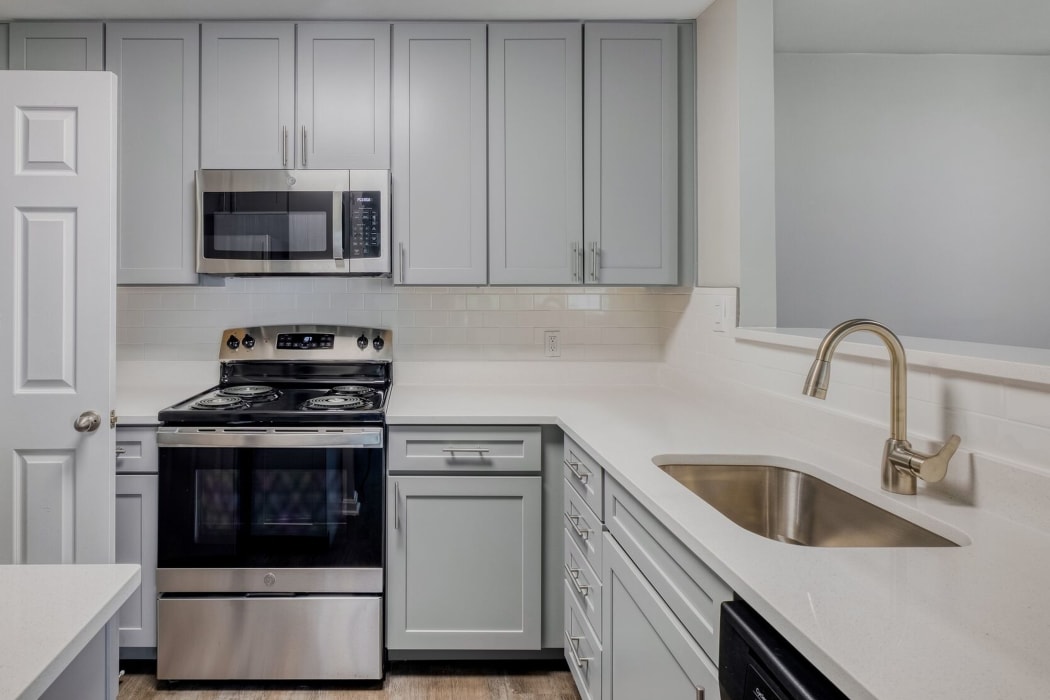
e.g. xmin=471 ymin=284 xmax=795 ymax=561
xmin=566 ymin=513 xmax=592 ymax=541
xmin=564 ymin=563 xmax=590 ymax=596
xmin=442 ymin=447 xmax=490 ymax=454
xmin=394 ymin=481 xmax=401 ymax=530
xmin=564 ymin=458 xmax=590 ymax=484
xmin=564 ymin=631 xmax=592 ymax=668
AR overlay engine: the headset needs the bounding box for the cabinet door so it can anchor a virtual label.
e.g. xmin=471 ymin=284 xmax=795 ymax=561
xmin=116 ymin=474 xmax=158 ymax=650
xmin=1 ymin=25 xmax=9 ymax=70
xmin=603 ymin=534 xmax=717 ymax=700
xmin=584 ymin=23 xmax=678 ymax=285
xmin=296 ymin=22 xmax=390 ymax=170
xmin=392 ymin=23 xmax=487 ymax=285
xmin=201 ymin=22 xmax=295 ymax=169
xmin=8 ymin=22 xmax=103 ymax=70
xmin=488 ymin=23 xmax=582 ymax=285
xmin=387 ymin=475 xmax=541 ymax=649
xmin=107 ymin=23 xmax=199 ymax=285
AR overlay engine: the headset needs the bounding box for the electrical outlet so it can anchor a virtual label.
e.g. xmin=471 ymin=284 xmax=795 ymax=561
xmin=713 ymin=297 xmax=726 ymax=332
xmin=544 ymin=330 xmax=560 ymax=358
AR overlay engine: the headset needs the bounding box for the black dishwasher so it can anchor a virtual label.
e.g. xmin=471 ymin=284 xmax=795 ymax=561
xmin=719 ymin=600 xmax=849 ymax=700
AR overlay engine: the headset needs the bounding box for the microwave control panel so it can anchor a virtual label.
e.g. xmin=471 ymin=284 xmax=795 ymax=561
xmin=347 ymin=191 xmax=382 ymax=259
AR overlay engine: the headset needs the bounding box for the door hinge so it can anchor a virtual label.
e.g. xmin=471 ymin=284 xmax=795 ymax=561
xmin=110 ymin=410 xmax=118 ymax=428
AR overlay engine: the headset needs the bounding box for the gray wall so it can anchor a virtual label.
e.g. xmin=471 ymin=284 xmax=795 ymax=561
xmin=776 ymin=52 xmax=1050 ymax=347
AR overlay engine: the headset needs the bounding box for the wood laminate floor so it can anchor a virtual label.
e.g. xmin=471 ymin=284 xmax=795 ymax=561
xmin=117 ymin=661 xmax=581 ymax=700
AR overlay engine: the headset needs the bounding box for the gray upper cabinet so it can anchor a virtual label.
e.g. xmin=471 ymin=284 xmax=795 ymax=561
xmin=488 ymin=23 xmax=583 ymax=285
xmin=200 ymin=22 xmax=295 ymax=169
xmin=387 ymin=474 xmax=541 ymax=650
xmin=0 ymin=25 xmax=9 ymax=69
xmin=296 ymin=23 xmax=390 ymax=169
xmin=584 ymin=23 xmax=678 ymax=285
xmin=107 ymin=23 xmax=200 ymax=285
xmin=8 ymin=22 xmax=103 ymax=70
xmin=603 ymin=534 xmax=718 ymax=700
xmin=392 ymin=23 xmax=487 ymax=285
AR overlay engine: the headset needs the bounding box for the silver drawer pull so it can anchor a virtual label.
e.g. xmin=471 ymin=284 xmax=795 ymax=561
xmin=566 ymin=513 xmax=592 ymax=541
xmin=394 ymin=481 xmax=401 ymax=530
xmin=115 ymin=446 xmax=127 ymax=456
xmin=564 ymin=458 xmax=590 ymax=484
xmin=564 ymin=563 xmax=591 ymax=596
xmin=696 ymin=687 xmax=705 ymax=700
xmin=564 ymin=631 xmax=592 ymax=668
xmin=443 ymin=447 xmax=490 ymax=454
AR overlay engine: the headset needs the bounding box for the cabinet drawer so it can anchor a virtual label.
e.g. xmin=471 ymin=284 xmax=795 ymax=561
xmin=564 ymin=480 xmax=602 ymax=575
xmin=564 ymin=529 xmax=602 ymax=641
xmin=389 ymin=425 xmax=541 ymax=473
xmin=605 ymin=477 xmax=733 ymax=662
xmin=564 ymin=435 xmax=603 ymax=518
xmin=564 ymin=581 xmax=602 ymax=700
xmin=116 ymin=427 xmax=158 ymax=474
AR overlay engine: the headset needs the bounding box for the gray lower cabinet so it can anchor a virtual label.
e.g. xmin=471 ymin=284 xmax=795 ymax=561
xmin=603 ymin=533 xmax=718 ymax=700
xmin=392 ymin=23 xmax=487 ymax=285
xmin=488 ymin=23 xmax=583 ymax=285
xmin=584 ymin=23 xmax=678 ymax=285
xmin=8 ymin=22 xmax=103 ymax=70
xmin=387 ymin=474 xmax=542 ymax=650
xmin=115 ymin=473 xmax=158 ymax=654
xmin=200 ymin=22 xmax=296 ymax=169
xmin=106 ymin=23 xmax=200 ymax=285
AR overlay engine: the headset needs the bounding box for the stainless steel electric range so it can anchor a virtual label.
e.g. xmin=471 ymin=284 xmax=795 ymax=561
xmin=155 ymin=324 xmax=391 ymax=682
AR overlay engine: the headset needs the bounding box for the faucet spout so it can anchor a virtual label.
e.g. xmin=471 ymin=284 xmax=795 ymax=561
xmin=802 ymin=319 xmax=960 ymax=495
xmin=802 ymin=319 xmax=908 ymax=441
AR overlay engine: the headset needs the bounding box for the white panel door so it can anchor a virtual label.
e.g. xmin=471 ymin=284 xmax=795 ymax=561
xmin=0 ymin=71 xmax=117 ymax=566
xmin=297 ymin=22 xmax=391 ymax=169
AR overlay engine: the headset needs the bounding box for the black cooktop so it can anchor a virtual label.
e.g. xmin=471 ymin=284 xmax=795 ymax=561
xmin=158 ymin=383 xmax=388 ymax=425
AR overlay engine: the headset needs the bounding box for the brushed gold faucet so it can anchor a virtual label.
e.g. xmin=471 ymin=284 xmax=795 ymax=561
xmin=803 ymin=319 xmax=961 ymax=495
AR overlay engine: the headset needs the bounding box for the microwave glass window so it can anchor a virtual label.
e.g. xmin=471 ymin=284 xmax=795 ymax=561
xmin=202 ymin=191 xmax=335 ymax=261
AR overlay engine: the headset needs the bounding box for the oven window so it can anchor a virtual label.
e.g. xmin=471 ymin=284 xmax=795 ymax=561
xmin=159 ymin=446 xmax=382 ymax=569
xmin=201 ymin=191 xmax=335 ymax=260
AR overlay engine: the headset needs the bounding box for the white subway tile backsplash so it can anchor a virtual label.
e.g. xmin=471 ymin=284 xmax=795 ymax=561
xmin=117 ymin=280 xmax=686 ymax=362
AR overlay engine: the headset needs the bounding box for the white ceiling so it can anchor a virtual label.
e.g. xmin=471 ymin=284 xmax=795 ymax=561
xmin=0 ymin=0 xmax=717 ymax=22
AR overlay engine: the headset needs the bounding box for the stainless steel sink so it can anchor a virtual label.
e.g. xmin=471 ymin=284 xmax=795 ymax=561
xmin=657 ymin=462 xmax=959 ymax=547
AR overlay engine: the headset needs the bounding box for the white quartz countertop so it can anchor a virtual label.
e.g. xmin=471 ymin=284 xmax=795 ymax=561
xmin=0 ymin=564 xmax=141 ymax=700
xmin=116 ymin=360 xmax=1049 ymax=698
xmin=386 ymin=382 xmax=1050 ymax=700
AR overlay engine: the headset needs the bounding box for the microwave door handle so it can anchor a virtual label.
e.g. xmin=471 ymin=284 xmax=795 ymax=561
xmin=334 ymin=191 xmax=346 ymax=261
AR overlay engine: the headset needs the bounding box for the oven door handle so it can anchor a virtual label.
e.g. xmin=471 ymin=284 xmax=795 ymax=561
xmin=156 ymin=427 xmax=384 ymax=449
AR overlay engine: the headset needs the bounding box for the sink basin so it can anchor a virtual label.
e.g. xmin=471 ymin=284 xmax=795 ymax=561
xmin=656 ymin=461 xmax=959 ymax=547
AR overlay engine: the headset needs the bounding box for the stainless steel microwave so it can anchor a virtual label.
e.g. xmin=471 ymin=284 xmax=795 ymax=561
xmin=196 ymin=169 xmax=390 ymax=276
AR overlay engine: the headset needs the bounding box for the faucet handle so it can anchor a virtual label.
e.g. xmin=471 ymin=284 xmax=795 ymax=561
xmin=915 ymin=434 xmax=961 ymax=482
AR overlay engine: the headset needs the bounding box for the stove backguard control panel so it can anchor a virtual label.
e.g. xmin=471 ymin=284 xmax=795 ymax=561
xmin=218 ymin=325 xmax=393 ymax=362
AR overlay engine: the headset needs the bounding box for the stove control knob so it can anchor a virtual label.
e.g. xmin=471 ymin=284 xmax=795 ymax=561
xmin=242 ymin=334 xmax=256 ymax=349
xmin=357 ymin=335 xmax=369 ymax=350
xmin=226 ymin=334 xmax=240 ymax=350
xmin=372 ymin=336 xmax=385 ymax=351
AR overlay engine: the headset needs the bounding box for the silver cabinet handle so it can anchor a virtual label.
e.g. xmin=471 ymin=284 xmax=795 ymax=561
xmin=398 ymin=242 xmax=405 ymax=284
xmin=301 ymin=126 xmax=307 ymax=166
xmin=282 ymin=126 xmax=288 ymax=166
xmin=589 ymin=242 xmax=600 ymax=282
xmin=564 ymin=631 xmax=592 ymax=668
xmin=74 ymin=410 xmax=101 ymax=433
xmin=566 ymin=513 xmax=592 ymax=541
xmin=115 ymin=446 xmax=127 ymax=456
xmin=394 ymin=481 xmax=401 ymax=530
xmin=696 ymin=687 xmax=705 ymax=700
xmin=442 ymin=447 xmax=490 ymax=454
xmin=571 ymin=242 xmax=578 ymax=282
xmin=578 ymin=243 xmax=585 ymax=283
xmin=564 ymin=458 xmax=590 ymax=485
xmin=564 ymin=563 xmax=591 ymax=596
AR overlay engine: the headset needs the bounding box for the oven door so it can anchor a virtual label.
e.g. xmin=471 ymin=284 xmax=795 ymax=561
xmin=156 ymin=426 xmax=383 ymax=593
